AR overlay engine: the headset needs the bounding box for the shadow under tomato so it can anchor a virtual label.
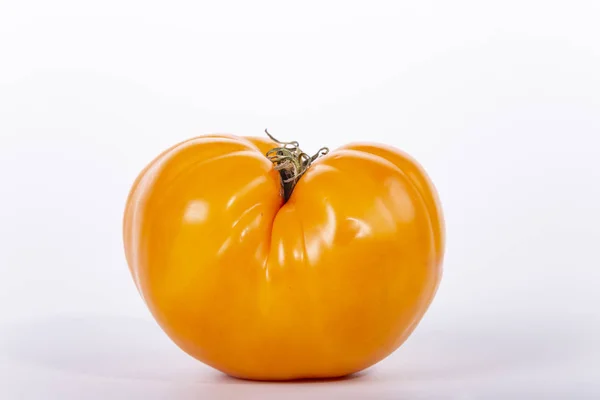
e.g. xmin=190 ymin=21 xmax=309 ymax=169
xmin=0 ymin=314 xmax=575 ymax=386
xmin=216 ymin=371 xmax=369 ymax=385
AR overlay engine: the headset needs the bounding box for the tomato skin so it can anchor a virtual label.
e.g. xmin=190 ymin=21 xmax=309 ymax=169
xmin=123 ymin=134 xmax=444 ymax=380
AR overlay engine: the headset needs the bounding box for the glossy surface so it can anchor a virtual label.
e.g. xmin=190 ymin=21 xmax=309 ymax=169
xmin=123 ymin=134 xmax=444 ymax=380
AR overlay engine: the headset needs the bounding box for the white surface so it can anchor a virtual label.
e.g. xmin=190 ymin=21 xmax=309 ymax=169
xmin=1 ymin=1 xmax=600 ymax=398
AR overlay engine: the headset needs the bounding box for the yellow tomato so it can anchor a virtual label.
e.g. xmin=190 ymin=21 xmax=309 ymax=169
xmin=123 ymin=133 xmax=444 ymax=380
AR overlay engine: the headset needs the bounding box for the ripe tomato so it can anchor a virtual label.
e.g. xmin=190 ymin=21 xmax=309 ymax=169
xmin=123 ymin=132 xmax=444 ymax=380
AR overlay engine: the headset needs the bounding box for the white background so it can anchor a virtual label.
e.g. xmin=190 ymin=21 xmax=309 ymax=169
xmin=1 ymin=1 xmax=599 ymax=398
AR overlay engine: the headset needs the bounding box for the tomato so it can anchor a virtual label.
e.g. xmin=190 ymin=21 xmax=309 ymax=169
xmin=123 ymin=132 xmax=444 ymax=380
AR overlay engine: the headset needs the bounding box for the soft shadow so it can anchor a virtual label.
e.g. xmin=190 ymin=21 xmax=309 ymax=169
xmin=0 ymin=314 xmax=576 ymax=388
xmin=215 ymin=370 xmax=369 ymax=385
xmin=368 ymin=323 xmax=579 ymax=383
xmin=1 ymin=316 xmax=377 ymax=399
xmin=0 ymin=315 xmax=212 ymax=382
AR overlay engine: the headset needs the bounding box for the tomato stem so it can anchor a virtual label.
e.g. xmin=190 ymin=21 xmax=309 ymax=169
xmin=265 ymin=129 xmax=329 ymax=202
